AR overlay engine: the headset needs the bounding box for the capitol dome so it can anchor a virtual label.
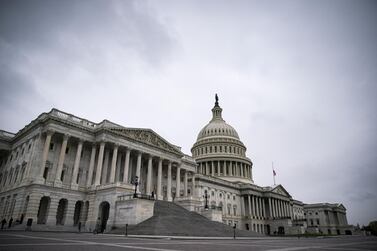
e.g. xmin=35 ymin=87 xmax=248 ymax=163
xmin=192 ymin=95 xmax=253 ymax=184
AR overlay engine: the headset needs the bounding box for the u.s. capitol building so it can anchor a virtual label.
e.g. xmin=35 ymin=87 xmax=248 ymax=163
xmin=0 ymin=96 xmax=352 ymax=235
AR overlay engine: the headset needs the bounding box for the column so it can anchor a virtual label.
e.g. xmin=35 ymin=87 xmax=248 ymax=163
xmin=176 ymin=165 xmax=181 ymax=198
xmin=268 ymin=198 xmax=272 ymax=219
xmin=157 ymin=158 xmax=162 ymax=200
xmin=252 ymin=195 xmax=256 ymax=217
xmin=101 ymin=149 xmax=110 ymax=184
xmin=211 ymin=161 xmax=215 ymax=176
xmin=248 ymin=195 xmax=252 ymax=216
xmin=146 ymin=155 xmax=152 ymax=195
xmin=123 ymin=148 xmax=131 ymax=183
xmin=115 ymin=152 xmax=121 ymax=182
xmin=184 ymin=171 xmax=188 ymax=197
xmin=191 ymin=172 xmax=196 ymax=196
xmin=240 ymin=163 xmax=244 ymax=177
xmin=109 ymin=144 xmax=118 ymax=183
xmin=277 ymin=199 xmax=281 ymax=217
xmin=94 ymin=142 xmax=105 ymax=186
xmin=240 ymin=196 xmax=245 ymax=216
xmin=167 ymin=161 xmax=172 ymax=201
xmin=136 ymin=152 xmax=142 ymax=192
xmin=262 ymin=198 xmax=266 ymax=218
xmin=229 ymin=161 xmax=233 ymax=176
xmin=274 ymin=199 xmax=278 ymax=218
xmin=39 ymin=131 xmax=54 ymax=178
xmin=55 ymin=134 xmax=69 ymax=183
xmin=272 ymin=198 xmax=276 ymax=218
xmin=86 ymin=144 xmax=96 ymax=187
xmin=216 ymin=161 xmax=220 ymax=175
xmin=71 ymin=139 xmax=83 ymax=187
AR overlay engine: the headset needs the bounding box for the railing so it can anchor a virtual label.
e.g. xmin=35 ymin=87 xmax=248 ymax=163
xmin=195 ymin=205 xmax=223 ymax=212
xmin=117 ymin=193 xmax=156 ymax=201
xmin=50 ymin=109 xmax=98 ymax=129
xmin=0 ymin=130 xmax=15 ymax=138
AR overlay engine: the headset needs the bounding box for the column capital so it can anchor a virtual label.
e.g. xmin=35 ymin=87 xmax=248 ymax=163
xmin=63 ymin=133 xmax=70 ymax=140
xmin=45 ymin=129 xmax=55 ymax=136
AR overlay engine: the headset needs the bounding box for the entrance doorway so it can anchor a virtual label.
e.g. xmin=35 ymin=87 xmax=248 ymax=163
xmin=56 ymin=199 xmax=68 ymax=225
xmin=37 ymin=196 xmax=50 ymax=224
xmin=97 ymin=201 xmax=110 ymax=233
xmin=278 ymin=226 xmax=285 ymax=235
xmin=73 ymin=201 xmax=83 ymax=226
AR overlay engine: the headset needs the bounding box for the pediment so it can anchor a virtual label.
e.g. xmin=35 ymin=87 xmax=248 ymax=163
xmin=271 ymin=185 xmax=291 ymax=198
xmin=337 ymin=204 xmax=346 ymax=210
xmin=109 ymin=127 xmax=182 ymax=155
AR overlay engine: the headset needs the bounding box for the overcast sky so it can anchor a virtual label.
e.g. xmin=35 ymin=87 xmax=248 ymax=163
xmin=1 ymin=0 xmax=376 ymax=226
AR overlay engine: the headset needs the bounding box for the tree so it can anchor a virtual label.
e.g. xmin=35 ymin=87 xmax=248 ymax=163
xmin=368 ymin=221 xmax=377 ymax=236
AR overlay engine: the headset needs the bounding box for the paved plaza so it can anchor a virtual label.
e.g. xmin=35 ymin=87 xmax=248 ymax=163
xmin=0 ymin=232 xmax=376 ymax=251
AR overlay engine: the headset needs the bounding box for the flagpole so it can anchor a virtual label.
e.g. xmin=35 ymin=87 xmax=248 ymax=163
xmin=272 ymin=162 xmax=276 ymax=186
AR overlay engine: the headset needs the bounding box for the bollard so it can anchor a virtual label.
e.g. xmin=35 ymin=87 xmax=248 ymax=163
xmin=233 ymin=224 xmax=236 ymax=239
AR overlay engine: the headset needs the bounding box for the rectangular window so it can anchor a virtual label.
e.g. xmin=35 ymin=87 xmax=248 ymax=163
xmin=49 ymin=143 xmax=54 ymax=150
xmin=61 ymin=170 xmax=65 ymax=181
xmin=65 ymin=147 xmax=69 ymax=154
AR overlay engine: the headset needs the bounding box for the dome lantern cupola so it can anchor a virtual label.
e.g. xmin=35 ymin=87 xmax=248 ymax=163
xmin=211 ymin=94 xmax=223 ymax=121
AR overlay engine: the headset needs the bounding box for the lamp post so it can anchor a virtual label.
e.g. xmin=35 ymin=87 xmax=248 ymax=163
xmin=204 ymin=190 xmax=209 ymax=210
xmin=133 ymin=176 xmax=139 ymax=198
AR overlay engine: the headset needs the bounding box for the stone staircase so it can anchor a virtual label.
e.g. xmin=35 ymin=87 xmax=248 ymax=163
xmin=110 ymin=200 xmax=262 ymax=237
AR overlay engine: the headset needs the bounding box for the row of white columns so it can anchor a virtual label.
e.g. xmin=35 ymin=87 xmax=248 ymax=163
xmin=39 ymin=131 xmax=195 ymax=200
xmin=198 ymin=160 xmax=251 ymax=179
xmin=246 ymin=195 xmax=266 ymax=218
xmin=268 ymin=197 xmax=292 ymax=219
xmin=242 ymin=195 xmax=293 ymax=220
